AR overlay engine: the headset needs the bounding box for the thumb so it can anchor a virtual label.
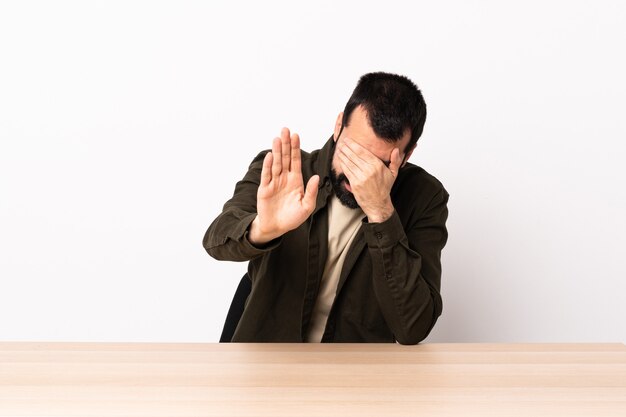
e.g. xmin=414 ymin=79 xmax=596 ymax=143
xmin=388 ymin=148 xmax=402 ymax=177
xmin=302 ymin=175 xmax=320 ymax=213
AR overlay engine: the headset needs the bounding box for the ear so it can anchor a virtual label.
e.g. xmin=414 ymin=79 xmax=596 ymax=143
xmin=400 ymin=143 xmax=416 ymax=168
xmin=333 ymin=112 xmax=343 ymax=142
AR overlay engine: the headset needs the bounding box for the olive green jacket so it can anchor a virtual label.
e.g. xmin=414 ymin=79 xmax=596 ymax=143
xmin=203 ymin=136 xmax=449 ymax=345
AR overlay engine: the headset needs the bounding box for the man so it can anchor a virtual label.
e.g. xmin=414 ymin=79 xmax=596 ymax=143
xmin=203 ymin=72 xmax=449 ymax=345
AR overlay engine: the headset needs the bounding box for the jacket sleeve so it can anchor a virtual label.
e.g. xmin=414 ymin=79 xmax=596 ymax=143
xmin=362 ymin=188 xmax=449 ymax=345
xmin=202 ymin=150 xmax=282 ymax=262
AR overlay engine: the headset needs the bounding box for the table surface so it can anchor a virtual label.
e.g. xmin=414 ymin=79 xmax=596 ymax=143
xmin=1 ymin=342 xmax=625 ymax=417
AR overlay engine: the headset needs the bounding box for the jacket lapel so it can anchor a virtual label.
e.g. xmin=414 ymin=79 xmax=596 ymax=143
xmin=335 ymin=226 xmax=366 ymax=296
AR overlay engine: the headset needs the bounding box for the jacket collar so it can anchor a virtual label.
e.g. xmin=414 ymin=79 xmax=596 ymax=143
xmin=306 ymin=135 xmax=336 ymax=217
xmin=314 ymin=134 xmax=336 ymax=187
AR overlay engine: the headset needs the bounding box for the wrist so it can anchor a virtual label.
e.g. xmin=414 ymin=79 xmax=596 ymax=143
xmin=248 ymin=216 xmax=279 ymax=245
xmin=365 ymin=200 xmax=394 ymax=223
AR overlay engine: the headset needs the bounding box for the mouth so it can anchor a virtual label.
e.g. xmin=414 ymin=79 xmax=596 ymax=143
xmin=344 ymin=182 xmax=352 ymax=193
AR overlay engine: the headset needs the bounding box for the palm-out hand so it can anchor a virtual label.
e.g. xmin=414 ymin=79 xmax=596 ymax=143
xmin=250 ymin=127 xmax=319 ymax=244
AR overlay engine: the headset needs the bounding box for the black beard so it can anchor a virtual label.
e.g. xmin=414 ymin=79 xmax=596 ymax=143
xmin=329 ymin=166 xmax=360 ymax=209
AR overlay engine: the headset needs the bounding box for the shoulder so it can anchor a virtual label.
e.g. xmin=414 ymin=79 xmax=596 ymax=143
xmin=392 ymin=163 xmax=449 ymax=216
xmin=395 ymin=163 xmax=448 ymax=197
xmin=249 ymin=149 xmax=270 ymax=166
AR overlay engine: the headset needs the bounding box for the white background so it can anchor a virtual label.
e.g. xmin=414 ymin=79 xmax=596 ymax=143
xmin=1 ymin=1 xmax=624 ymax=343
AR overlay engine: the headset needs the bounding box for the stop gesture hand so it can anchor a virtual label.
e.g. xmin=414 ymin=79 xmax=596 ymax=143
xmin=249 ymin=128 xmax=320 ymax=244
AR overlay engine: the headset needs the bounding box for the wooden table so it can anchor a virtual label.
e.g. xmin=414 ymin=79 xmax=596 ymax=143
xmin=1 ymin=342 xmax=625 ymax=416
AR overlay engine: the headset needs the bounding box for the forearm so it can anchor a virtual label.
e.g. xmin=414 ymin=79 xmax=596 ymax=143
xmin=203 ymin=209 xmax=281 ymax=262
xmin=363 ymin=189 xmax=449 ymax=345
xmin=364 ymin=212 xmax=442 ymax=344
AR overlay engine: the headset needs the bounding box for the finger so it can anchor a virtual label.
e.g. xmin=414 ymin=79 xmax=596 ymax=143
xmin=343 ymin=137 xmax=379 ymax=165
xmin=272 ymin=136 xmax=282 ymax=178
xmin=291 ymin=132 xmax=301 ymax=173
xmin=388 ymin=148 xmax=402 ymax=176
xmin=260 ymin=152 xmax=272 ymax=186
xmin=281 ymin=127 xmax=291 ymax=172
xmin=337 ymin=143 xmax=363 ymax=176
xmin=339 ymin=159 xmax=358 ymax=187
xmin=338 ymin=141 xmax=366 ymax=174
xmin=303 ymin=175 xmax=319 ymax=213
